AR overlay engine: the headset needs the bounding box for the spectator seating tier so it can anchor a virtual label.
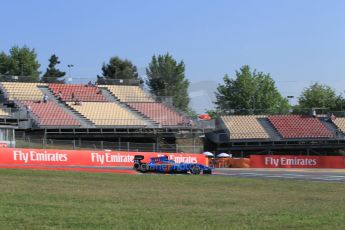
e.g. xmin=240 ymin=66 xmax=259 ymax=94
xmin=0 ymin=108 xmax=10 ymax=117
xmin=1 ymin=82 xmax=47 ymax=101
xmin=100 ymin=85 xmax=155 ymax=102
xmin=67 ymin=102 xmax=146 ymax=126
xmin=268 ymin=115 xmax=333 ymax=139
xmin=332 ymin=117 xmax=345 ymax=133
xmin=20 ymin=101 xmax=81 ymax=126
xmin=49 ymin=84 xmax=107 ymax=102
xmin=127 ymin=102 xmax=184 ymax=126
xmin=220 ymin=115 xmax=270 ymax=139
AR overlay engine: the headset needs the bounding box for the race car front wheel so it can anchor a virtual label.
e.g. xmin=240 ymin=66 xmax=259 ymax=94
xmin=190 ymin=165 xmax=201 ymax=175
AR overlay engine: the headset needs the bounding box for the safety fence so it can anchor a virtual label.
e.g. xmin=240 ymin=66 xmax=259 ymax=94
xmin=15 ymin=138 xmax=204 ymax=153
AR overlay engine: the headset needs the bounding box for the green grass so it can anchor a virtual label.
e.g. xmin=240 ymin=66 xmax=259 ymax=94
xmin=1 ymin=169 xmax=345 ymax=229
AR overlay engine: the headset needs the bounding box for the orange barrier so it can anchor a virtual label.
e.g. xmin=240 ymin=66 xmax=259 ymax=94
xmin=0 ymin=148 xmax=207 ymax=169
xmin=209 ymin=158 xmax=250 ymax=168
xmin=250 ymin=155 xmax=345 ymax=168
xmin=0 ymin=165 xmax=138 ymax=174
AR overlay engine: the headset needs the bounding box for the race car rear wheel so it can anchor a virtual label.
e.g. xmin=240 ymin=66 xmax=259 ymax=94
xmin=190 ymin=165 xmax=201 ymax=175
xmin=140 ymin=163 xmax=148 ymax=173
xmin=133 ymin=163 xmax=140 ymax=170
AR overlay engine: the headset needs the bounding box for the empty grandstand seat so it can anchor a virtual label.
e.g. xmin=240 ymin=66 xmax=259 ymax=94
xmin=268 ymin=115 xmax=333 ymax=139
xmin=100 ymin=85 xmax=154 ymax=102
xmin=127 ymin=102 xmax=184 ymax=126
xmin=1 ymin=82 xmax=47 ymax=101
xmin=49 ymin=84 xmax=107 ymax=102
xmin=332 ymin=117 xmax=345 ymax=133
xmin=221 ymin=115 xmax=270 ymax=139
xmin=0 ymin=108 xmax=10 ymax=117
xmin=67 ymin=102 xmax=145 ymax=126
xmin=20 ymin=101 xmax=81 ymax=126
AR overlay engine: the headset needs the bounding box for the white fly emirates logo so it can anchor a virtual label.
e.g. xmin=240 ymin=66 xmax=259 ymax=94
xmin=166 ymin=155 xmax=198 ymax=163
xmin=13 ymin=150 xmax=68 ymax=163
xmin=264 ymin=157 xmax=317 ymax=167
xmin=91 ymin=152 xmax=134 ymax=165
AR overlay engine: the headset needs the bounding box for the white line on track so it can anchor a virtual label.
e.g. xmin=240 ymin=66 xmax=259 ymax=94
xmin=214 ymin=171 xmax=345 ymax=182
xmin=310 ymin=177 xmax=344 ymax=181
xmin=235 ymin=172 xmax=266 ymax=176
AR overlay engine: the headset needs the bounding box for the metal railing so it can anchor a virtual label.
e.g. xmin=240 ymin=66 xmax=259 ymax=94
xmin=15 ymin=138 xmax=203 ymax=153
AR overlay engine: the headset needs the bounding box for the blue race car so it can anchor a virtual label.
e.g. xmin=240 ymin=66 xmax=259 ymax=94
xmin=133 ymin=155 xmax=212 ymax=175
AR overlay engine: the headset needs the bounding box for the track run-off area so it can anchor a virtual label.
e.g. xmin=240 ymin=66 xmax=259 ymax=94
xmin=2 ymin=164 xmax=345 ymax=182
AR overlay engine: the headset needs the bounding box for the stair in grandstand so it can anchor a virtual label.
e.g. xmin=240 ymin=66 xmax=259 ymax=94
xmin=98 ymin=87 xmax=122 ymax=103
xmin=13 ymin=102 xmax=36 ymax=129
xmin=39 ymin=86 xmax=95 ymax=128
xmin=257 ymin=117 xmax=281 ymax=141
xmin=320 ymin=119 xmax=342 ymax=138
xmin=99 ymin=87 xmax=159 ymax=128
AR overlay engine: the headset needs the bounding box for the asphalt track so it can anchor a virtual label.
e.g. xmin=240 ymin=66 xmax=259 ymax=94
xmin=214 ymin=168 xmax=345 ymax=182
xmin=3 ymin=165 xmax=345 ymax=182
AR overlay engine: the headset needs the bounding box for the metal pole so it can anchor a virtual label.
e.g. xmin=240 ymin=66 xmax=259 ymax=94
xmin=193 ymin=136 xmax=195 ymax=153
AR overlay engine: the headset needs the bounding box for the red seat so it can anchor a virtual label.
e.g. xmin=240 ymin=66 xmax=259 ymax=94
xmin=21 ymin=100 xmax=81 ymax=126
xmin=127 ymin=102 xmax=184 ymax=126
xmin=268 ymin=115 xmax=333 ymax=139
xmin=48 ymin=83 xmax=107 ymax=102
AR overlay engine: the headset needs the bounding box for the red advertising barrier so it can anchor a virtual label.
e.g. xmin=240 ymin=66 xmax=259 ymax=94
xmin=250 ymin=155 xmax=345 ymax=168
xmin=0 ymin=147 xmax=207 ymax=168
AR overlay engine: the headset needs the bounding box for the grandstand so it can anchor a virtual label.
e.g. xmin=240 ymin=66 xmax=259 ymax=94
xmin=0 ymin=107 xmax=10 ymax=117
xmin=20 ymin=101 xmax=81 ymax=127
xmin=207 ymin=114 xmax=345 ymax=156
xmin=1 ymin=82 xmax=47 ymax=101
xmin=127 ymin=102 xmax=185 ymax=126
xmin=267 ymin=115 xmax=333 ymax=139
xmin=100 ymin=85 xmax=155 ymax=102
xmin=332 ymin=117 xmax=345 ymax=133
xmin=0 ymin=82 xmax=207 ymax=151
xmin=49 ymin=83 xmax=107 ymax=102
xmin=3 ymin=81 xmax=345 ymax=156
xmin=66 ymin=102 xmax=146 ymax=126
xmin=220 ymin=115 xmax=270 ymax=140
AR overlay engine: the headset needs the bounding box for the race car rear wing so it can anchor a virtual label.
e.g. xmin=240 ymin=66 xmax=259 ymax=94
xmin=134 ymin=155 xmax=145 ymax=163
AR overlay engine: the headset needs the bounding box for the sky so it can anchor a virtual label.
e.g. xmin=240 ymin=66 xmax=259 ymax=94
xmin=1 ymin=0 xmax=344 ymax=113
